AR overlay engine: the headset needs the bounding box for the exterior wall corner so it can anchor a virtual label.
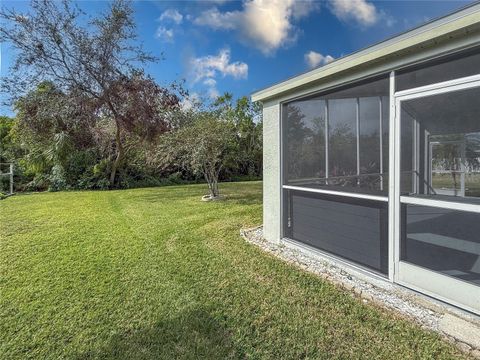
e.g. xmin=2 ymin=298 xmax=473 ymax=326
xmin=262 ymin=101 xmax=281 ymax=244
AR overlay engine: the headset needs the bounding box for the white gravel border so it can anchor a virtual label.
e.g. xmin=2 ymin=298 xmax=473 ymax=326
xmin=241 ymin=226 xmax=480 ymax=358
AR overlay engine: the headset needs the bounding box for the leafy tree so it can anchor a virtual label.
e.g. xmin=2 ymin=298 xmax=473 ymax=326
xmin=212 ymin=93 xmax=263 ymax=177
xmin=0 ymin=116 xmax=16 ymax=164
xmin=152 ymin=112 xmax=237 ymax=199
xmin=14 ymin=82 xmax=93 ymax=172
xmin=0 ymin=115 xmax=29 ymax=192
xmin=0 ymin=0 xmax=180 ymax=185
xmin=11 ymin=82 xmax=96 ymax=190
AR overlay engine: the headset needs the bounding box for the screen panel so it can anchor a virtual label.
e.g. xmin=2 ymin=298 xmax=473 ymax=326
xmin=328 ymin=98 xmax=357 ymax=178
xmin=401 ymin=204 xmax=480 ymax=287
xmin=359 ymin=97 xmax=381 ymax=176
xmin=396 ymin=47 xmax=480 ymax=91
xmin=284 ymin=189 xmax=388 ymax=274
xmin=399 ymin=86 xmax=480 ymax=202
xmin=283 ymin=76 xmax=389 ymax=195
xmin=283 ymin=99 xmax=326 ymax=185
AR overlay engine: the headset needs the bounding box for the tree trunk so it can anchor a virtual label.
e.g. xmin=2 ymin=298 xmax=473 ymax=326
xmin=204 ymin=167 xmax=219 ymax=198
xmin=211 ymin=177 xmax=218 ymax=197
xmin=110 ymin=120 xmax=123 ymax=186
xmin=452 ymin=172 xmax=457 ymax=195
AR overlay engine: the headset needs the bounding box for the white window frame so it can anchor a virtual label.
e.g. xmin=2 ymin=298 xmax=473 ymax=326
xmin=393 ymin=74 xmax=480 ymax=315
xmin=278 ymin=58 xmax=480 ymax=303
xmin=281 ymin=84 xmax=390 ymax=204
xmin=282 ymin=185 xmax=388 ymax=202
xmin=280 ymin=76 xmax=391 ymax=278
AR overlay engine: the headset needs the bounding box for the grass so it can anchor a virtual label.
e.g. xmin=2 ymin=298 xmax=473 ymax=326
xmin=432 ymin=173 xmax=480 ymax=197
xmin=0 ymin=181 xmax=468 ymax=359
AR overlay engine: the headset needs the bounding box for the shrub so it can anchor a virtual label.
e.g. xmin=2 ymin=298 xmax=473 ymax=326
xmin=48 ymin=165 xmax=67 ymax=192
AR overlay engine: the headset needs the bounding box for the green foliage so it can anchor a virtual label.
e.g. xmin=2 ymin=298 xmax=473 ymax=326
xmin=150 ymin=94 xmax=262 ymax=198
xmin=212 ymin=93 xmax=263 ymax=178
xmin=24 ymin=174 xmax=50 ymax=192
xmin=0 ymin=116 xmax=28 ymax=193
xmin=1 ymin=0 xmax=181 ymax=186
xmin=47 ymin=165 xmax=67 ymax=192
xmin=153 ymin=111 xmax=238 ymax=198
xmin=0 ymin=116 xmax=16 ymax=163
xmin=1 ymin=0 xmax=262 ymax=193
xmin=4 ymin=87 xmax=262 ymax=193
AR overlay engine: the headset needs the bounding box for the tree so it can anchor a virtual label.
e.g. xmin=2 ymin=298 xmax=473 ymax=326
xmin=152 ymin=112 xmax=237 ymax=199
xmin=11 ymin=81 xmax=96 ymax=190
xmin=212 ymin=93 xmax=263 ymax=177
xmin=14 ymin=82 xmax=94 ymax=167
xmin=100 ymin=72 xmax=181 ymax=183
xmin=0 ymin=116 xmax=16 ymax=164
xmin=0 ymin=0 xmax=180 ymax=186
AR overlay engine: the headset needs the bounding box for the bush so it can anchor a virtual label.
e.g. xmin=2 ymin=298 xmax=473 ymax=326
xmin=25 ymin=174 xmax=50 ymax=192
xmin=0 ymin=176 xmax=10 ymax=193
xmin=164 ymin=172 xmax=185 ymax=185
xmin=48 ymin=165 xmax=68 ymax=192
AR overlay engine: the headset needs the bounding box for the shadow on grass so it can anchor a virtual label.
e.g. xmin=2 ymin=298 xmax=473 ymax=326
xmin=132 ymin=185 xmax=262 ymax=206
xmin=129 ymin=186 xmax=203 ymax=203
xmin=76 ymin=309 xmax=241 ymax=359
xmin=222 ymin=192 xmax=262 ymax=206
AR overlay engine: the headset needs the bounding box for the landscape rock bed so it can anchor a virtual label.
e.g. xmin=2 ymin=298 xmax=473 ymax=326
xmin=241 ymin=226 xmax=480 ymax=358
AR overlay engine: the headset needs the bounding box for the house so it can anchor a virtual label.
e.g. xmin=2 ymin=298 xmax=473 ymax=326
xmin=252 ymin=3 xmax=480 ymax=315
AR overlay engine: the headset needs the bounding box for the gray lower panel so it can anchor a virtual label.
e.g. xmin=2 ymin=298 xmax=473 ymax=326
xmin=402 ymin=204 xmax=480 ymax=287
xmin=284 ymin=190 xmax=388 ymax=274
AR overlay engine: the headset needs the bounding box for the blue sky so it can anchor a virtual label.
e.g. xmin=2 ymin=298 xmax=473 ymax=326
xmin=0 ymin=0 xmax=473 ymax=114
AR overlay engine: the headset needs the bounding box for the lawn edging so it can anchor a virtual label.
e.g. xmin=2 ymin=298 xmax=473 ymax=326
xmin=241 ymin=226 xmax=480 ymax=358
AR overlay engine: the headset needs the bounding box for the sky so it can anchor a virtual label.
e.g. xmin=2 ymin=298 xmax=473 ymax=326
xmin=0 ymin=0 xmax=474 ymax=114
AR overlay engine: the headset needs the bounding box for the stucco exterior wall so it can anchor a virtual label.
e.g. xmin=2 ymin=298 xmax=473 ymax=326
xmin=262 ymin=100 xmax=281 ymax=243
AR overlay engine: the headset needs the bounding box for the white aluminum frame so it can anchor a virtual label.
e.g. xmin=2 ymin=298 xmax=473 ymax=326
xmin=282 ymin=185 xmax=388 ymax=202
xmin=325 ymin=101 xmax=329 ymax=181
xmin=388 ymin=71 xmax=396 ymax=281
xmin=280 ymin=76 xmax=392 ymax=278
xmin=379 ymin=97 xmax=384 ymax=192
xmin=393 ymin=75 xmax=480 ymax=315
xmin=278 ymin=53 xmax=480 ymax=313
xmin=281 ymin=91 xmax=390 ymax=204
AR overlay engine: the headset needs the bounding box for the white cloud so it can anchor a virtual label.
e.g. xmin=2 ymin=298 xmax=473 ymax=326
xmin=207 ymin=87 xmax=220 ymax=99
xmin=193 ymin=8 xmax=237 ymax=30
xmin=240 ymin=0 xmax=297 ymax=54
xmin=304 ymin=51 xmax=334 ymax=69
xmin=291 ymin=1 xmax=320 ymax=20
xmin=159 ymin=9 xmax=183 ymax=24
xmin=181 ymin=92 xmax=201 ymax=111
xmin=189 ymin=48 xmax=247 ymax=100
xmin=156 ymin=27 xmax=174 ymax=42
xmin=190 ymin=48 xmax=248 ymax=83
xmin=328 ymin=0 xmax=378 ymax=26
xmin=193 ymin=0 xmax=320 ymax=55
xmin=203 ymin=78 xmax=217 ymax=87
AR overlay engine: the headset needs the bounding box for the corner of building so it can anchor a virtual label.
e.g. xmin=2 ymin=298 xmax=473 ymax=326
xmin=261 ymin=100 xmax=281 ymax=244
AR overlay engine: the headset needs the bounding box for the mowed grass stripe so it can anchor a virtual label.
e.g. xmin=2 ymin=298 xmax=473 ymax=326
xmin=0 ymin=182 xmax=468 ymax=359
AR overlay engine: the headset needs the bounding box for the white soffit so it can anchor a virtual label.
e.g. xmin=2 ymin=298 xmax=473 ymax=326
xmin=251 ymin=3 xmax=480 ymax=103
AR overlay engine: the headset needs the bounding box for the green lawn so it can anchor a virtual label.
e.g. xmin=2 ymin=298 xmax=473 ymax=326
xmin=0 ymin=182 xmax=467 ymax=359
